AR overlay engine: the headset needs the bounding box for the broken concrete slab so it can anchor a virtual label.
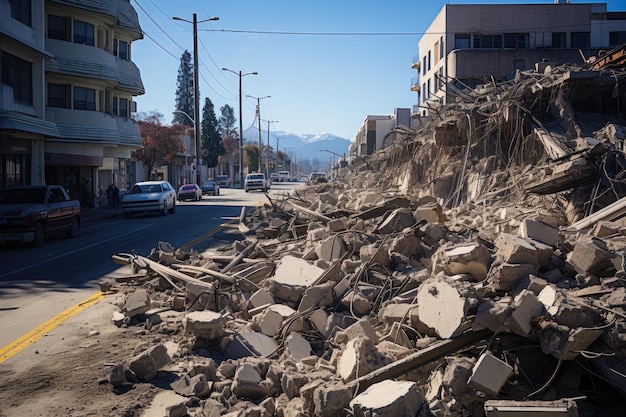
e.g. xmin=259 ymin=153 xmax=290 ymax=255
xmin=432 ymin=241 xmax=492 ymax=280
xmin=467 ymin=351 xmax=513 ymax=396
xmin=349 ymin=380 xmax=423 ymax=417
xmin=126 ymin=343 xmax=171 ymax=382
xmin=269 ymin=255 xmax=325 ymax=303
xmin=184 ymin=311 xmax=226 ymax=339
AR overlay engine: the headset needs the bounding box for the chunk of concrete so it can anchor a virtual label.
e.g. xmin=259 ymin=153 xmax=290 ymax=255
xmin=231 ymin=363 xmax=266 ymax=399
xmin=127 ymin=343 xmax=171 ymax=381
xmin=538 ymin=286 xmax=600 ymax=328
xmin=489 ymin=263 xmax=537 ymax=291
xmin=225 ymin=332 xmax=280 ymax=359
xmin=283 ymin=333 xmax=312 ymax=362
xmin=350 ymin=380 xmax=423 ymax=417
xmin=254 ymin=304 xmax=301 ymax=337
xmin=510 ymin=290 xmax=545 ymax=336
xmin=269 ymin=256 xmax=325 ymax=303
xmin=248 ymin=289 xmax=275 ymax=310
xmin=171 ymin=374 xmax=211 ymax=397
xmin=298 ymin=281 xmax=335 ymax=313
xmin=327 ymin=217 xmax=348 ymax=232
xmin=185 ymin=281 xmax=216 ymax=312
xmin=468 ymin=351 xmax=513 ymax=396
xmin=495 ymin=233 xmax=538 ymax=265
xmin=417 ymin=277 xmax=479 ymax=338
xmin=185 ymin=311 xmax=225 ymax=339
xmin=414 ymin=202 xmax=444 ymax=224
xmin=432 ymin=242 xmax=492 ymax=280
xmin=316 ymin=235 xmax=348 ymax=262
xmin=567 ymin=235 xmax=617 ymax=277
xmin=122 ymin=288 xmax=151 ymax=318
xmin=519 ymin=219 xmax=560 ymax=246
xmin=376 ymin=208 xmax=415 ymax=234
xmin=310 ymin=382 xmax=353 ymax=417
xmin=359 ymin=243 xmax=390 ymax=267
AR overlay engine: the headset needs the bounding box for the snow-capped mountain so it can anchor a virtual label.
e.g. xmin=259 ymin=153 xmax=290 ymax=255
xmin=242 ymin=128 xmax=351 ymax=171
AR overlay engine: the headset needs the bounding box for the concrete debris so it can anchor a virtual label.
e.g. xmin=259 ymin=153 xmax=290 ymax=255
xmin=108 ymin=60 xmax=626 ymax=416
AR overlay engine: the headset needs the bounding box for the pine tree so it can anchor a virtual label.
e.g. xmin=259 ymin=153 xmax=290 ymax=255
xmin=201 ymin=97 xmax=225 ymax=168
xmin=218 ymin=104 xmax=237 ymax=140
xmin=173 ymin=50 xmax=194 ymax=126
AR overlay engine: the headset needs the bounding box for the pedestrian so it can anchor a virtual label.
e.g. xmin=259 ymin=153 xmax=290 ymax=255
xmin=113 ymin=184 xmax=119 ymax=209
xmin=107 ymin=184 xmax=114 ymax=208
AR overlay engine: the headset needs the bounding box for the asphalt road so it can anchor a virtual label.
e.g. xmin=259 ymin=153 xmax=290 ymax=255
xmin=0 ymin=182 xmax=301 ymax=349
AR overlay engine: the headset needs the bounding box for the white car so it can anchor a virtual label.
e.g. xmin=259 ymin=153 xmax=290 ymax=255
xmin=121 ymin=180 xmax=176 ymax=218
xmin=244 ymin=173 xmax=269 ymax=192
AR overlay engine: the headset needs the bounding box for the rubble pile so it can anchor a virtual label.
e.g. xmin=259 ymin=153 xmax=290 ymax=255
xmin=106 ymin=63 xmax=626 ymax=417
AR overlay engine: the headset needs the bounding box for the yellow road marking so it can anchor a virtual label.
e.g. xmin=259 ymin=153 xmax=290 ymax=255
xmin=0 ymin=292 xmax=105 ymax=364
xmin=0 ymin=220 xmax=237 ymax=363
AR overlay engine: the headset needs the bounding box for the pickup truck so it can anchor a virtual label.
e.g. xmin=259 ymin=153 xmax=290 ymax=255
xmin=244 ymin=173 xmax=270 ymax=192
xmin=0 ymin=185 xmax=81 ymax=246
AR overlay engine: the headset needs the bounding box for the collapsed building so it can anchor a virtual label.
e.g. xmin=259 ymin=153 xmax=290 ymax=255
xmin=106 ymin=56 xmax=626 ymax=417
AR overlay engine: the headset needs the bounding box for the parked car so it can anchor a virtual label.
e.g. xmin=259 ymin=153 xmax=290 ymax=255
xmin=177 ymin=184 xmax=203 ymax=201
xmin=216 ymin=175 xmax=231 ymax=187
xmin=121 ymin=180 xmax=176 ymax=218
xmin=201 ymin=180 xmax=220 ymax=196
xmin=269 ymin=173 xmax=279 ymax=183
xmin=307 ymin=172 xmax=328 ymax=185
xmin=244 ymin=173 xmax=269 ymax=192
xmin=0 ymin=185 xmax=81 ymax=247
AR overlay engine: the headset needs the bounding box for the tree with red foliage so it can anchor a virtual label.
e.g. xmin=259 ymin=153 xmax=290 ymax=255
xmin=135 ymin=113 xmax=185 ymax=179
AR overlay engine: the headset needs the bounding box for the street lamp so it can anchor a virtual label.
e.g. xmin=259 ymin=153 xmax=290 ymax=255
xmin=173 ymin=110 xmax=196 ymax=182
xmin=173 ymin=13 xmax=219 ymax=185
xmin=262 ymin=120 xmax=278 ymax=178
xmin=222 ymin=68 xmax=258 ymax=188
xmin=246 ymin=95 xmax=270 ymax=173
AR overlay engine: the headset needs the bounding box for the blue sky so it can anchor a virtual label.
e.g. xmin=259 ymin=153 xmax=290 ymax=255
xmin=132 ymin=0 xmax=624 ymax=140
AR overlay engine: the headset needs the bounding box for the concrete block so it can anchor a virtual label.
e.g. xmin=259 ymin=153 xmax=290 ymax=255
xmin=298 ymin=281 xmax=335 ymax=312
xmin=538 ymin=286 xmax=600 ymax=328
xmin=350 ymin=380 xmax=423 ymax=417
xmin=567 ymin=235 xmax=617 ymax=277
xmin=519 ymin=219 xmax=560 ymax=246
xmin=225 ymin=332 xmax=280 ymax=360
xmin=185 ymin=311 xmax=225 ymax=339
xmin=515 ymin=274 xmax=548 ymax=295
xmin=283 ymin=333 xmax=312 ymax=362
xmin=443 ymin=356 xmax=475 ymax=395
xmin=343 ymin=318 xmax=379 ymax=343
xmin=432 ymin=242 xmax=492 ymax=280
xmin=510 ymin=290 xmax=544 ymax=336
xmin=495 ymin=233 xmax=539 ymax=265
xmin=270 ymin=255 xmax=325 ymax=303
xmin=165 ymin=402 xmax=187 ymax=417
xmin=591 ymin=220 xmax=621 ymax=238
xmin=473 ymin=299 xmax=512 ymax=333
xmin=311 ymin=382 xmax=353 ymax=417
xmin=317 ymin=235 xmax=348 ymax=262
xmin=248 ymin=289 xmax=275 ymax=310
xmin=254 ymin=304 xmax=301 ymax=337
xmin=414 ymin=202 xmax=444 ymax=224
xmin=489 ymin=263 xmax=537 ymax=291
xmin=327 ymin=217 xmax=347 ymax=232
xmin=281 ymin=370 xmax=310 ymax=399
xmin=377 ymin=208 xmax=415 ymax=234
xmin=122 ymin=288 xmax=151 ymax=318
xmin=468 ymin=351 xmax=513 ymax=396
xmin=309 ymin=309 xmax=329 ymax=337
xmin=185 ymin=281 xmax=216 ymax=312
xmin=359 ymin=243 xmax=390 ymax=266
xmin=231 ymin=363 xmax=266 ymax=399
xmin=337 ymin=337 xmax=376 ymax=381
xmin=417 ymin=277 xmax=478 ymax=338
xmin=171 ymin=374 xmax=211 ymax=397
xmin=127 ymin=343 xmax=171 ymax=381
xmin=378 ymin=302 xmax=433 ymax=334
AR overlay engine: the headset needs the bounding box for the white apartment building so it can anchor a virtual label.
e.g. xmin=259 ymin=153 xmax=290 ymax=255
xmin=0 ymin=0 xmax=144 ymax=201
xmin=413 ymin=2 xmax=626 ymax=118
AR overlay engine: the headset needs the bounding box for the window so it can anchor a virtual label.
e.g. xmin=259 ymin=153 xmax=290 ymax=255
xmin=119 ymin=98 xmax=128 ymax=117
xmin=422 ymin=56 xmax=426 ymax=75
xmin=48 ymin=83 xmax=71 ymax=108
xmin=74 ymin=86 xmax=96 ymax=111
xmin=9 ymin=0 xmax=31 ymax=26
xmin=74 ymin=20 xmax=94 ymax=45
xmin=440 ymin=35 xmax=444 ymax=58
xmin=504 ymin=33 xmax=529 ymax=49
xmin=427 ymin=50 xmax=431 ymax=71
xmin=113 ymin=97 xmax=118 ymax=115
xmin=118 ymin=40 xmax=129 ymax=60
xmin=474 ymin=34 xmax=502 ymax=49
xmin=552 ymin=32 xmax=566 ymax=48
xmin=48 ymin=15 xmax=70 ymax=41
xmin=609 ymin=31 xmax=626 ymax=48
xmin=571 ymin=32 xmax=590 ymax=48
xmin=455 ymin=34 xmax=470 ymax=49
xmin=1 ymin=51 xmax=33 ymax=105
xmin=434 ymin=41 xmax=439 ymax=64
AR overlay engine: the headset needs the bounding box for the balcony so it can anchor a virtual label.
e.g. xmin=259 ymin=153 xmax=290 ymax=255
xmin=46 ymin=107 xmax=140 ymax=147
xmin=411 ymin=78 xmax=421 ymax=92
xmin=411 ymin=56 xmax=421 ymax=71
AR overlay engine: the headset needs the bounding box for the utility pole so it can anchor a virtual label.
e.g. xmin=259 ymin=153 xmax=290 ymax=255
xmin=247 ymin=95 xmax=270 ymax=173
xmin=264 ymin=120 xmax=278 ymax=178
